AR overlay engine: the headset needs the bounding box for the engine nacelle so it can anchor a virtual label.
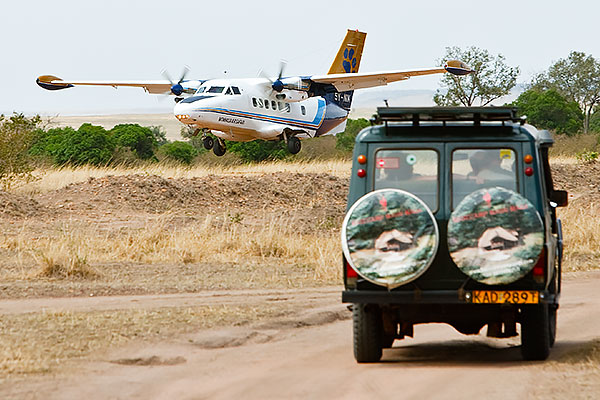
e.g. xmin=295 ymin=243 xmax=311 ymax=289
xmin=275 ymin=90 xmax=309 ymax=102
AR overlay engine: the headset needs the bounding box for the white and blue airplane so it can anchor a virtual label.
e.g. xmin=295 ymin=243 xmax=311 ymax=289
xmin=37 ymin=30 xmax=471 ymax=156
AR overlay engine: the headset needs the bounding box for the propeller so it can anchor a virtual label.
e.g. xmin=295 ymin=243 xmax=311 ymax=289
xmin=260 ymin=61 xmax=287 ymax=93
xmin=162 ymin=66 xmax=190 ymax=96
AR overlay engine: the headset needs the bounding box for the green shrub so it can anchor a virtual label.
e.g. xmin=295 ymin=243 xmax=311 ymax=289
xmin=110 ymin=124 xmax=157 ymax=160
xmin=31 ymin=124 xmax=115 ymax=166
xmin=576 ymin=150 xmax=599 ymax=163
xmin=161 ymin=141 xmax=198 ymax=164
xmin=335 ymin=118 xmax=370 ymax=152
xmin=228 ymin=140 xmax=288 ymax=162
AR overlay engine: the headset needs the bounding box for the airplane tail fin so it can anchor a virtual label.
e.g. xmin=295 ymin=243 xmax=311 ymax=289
xmin=328 ymin=29 xmax=366 ymax=74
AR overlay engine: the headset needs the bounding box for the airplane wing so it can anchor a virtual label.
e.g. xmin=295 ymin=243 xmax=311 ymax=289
xmin=308 ymin=60 xmax=472 ymax=92
xmin=36 ymin=75 xmax=180 ymax=94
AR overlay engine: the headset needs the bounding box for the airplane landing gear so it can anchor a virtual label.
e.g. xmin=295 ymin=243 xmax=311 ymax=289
xmin=287 ymin=136 xmax=301 ymax=154
xmin=213 ymin=139 xmax=226 ymax=156
xmin=202 ymin=136 xmax=214 ymax=150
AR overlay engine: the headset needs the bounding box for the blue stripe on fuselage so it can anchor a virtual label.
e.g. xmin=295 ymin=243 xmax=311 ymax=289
xmin=194 ymin=98 xmax=326 ymax=130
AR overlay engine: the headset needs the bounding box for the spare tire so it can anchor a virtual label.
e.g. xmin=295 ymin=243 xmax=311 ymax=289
xmin=342 ymin=189 xmax=439 ymax=289
xmin=448 ymin=187 xmax=544 ymax=285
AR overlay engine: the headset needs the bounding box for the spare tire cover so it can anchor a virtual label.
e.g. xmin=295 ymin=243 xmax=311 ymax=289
xmin=341 ymin=189 xmax=439 ymax=289
xmin=448 ymin=187 xmax=544 ymax=285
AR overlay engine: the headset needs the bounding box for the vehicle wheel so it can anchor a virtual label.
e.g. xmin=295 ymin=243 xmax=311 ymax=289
xmin=203 ymin=136 xmax=214 ymax=150
xmin=521 ymin=304 xmax=551 ymax=360
xmin=353 ymin=303 xmax=383 ymax=363
xmin=549 ymin=305 xmax=557 ymax=348
xmin=287 ymin=136 xmax=301 ymax=154
xmin=213 ymin=140 xmax=226 ymax=156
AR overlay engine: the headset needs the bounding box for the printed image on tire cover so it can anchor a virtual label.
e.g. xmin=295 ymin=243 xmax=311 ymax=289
xmin=342 ymin=189 xmax=439 ymax=289
xmin=448 ymin=187 xmax=544 ymax=285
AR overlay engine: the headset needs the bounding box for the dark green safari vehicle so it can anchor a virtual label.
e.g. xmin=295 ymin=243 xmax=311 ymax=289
xmin=341 ymin=107 xmax=568 ymax=362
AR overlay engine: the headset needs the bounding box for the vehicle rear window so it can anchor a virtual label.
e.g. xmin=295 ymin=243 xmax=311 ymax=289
xmin=374 ymin=149 xmax=438 ymax=211
xmin=452 ymin=148 xmax=517 ymax=207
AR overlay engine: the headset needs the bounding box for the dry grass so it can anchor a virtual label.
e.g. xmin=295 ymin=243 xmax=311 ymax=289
xmin=557 ymin=200 xmax=600 ymax=271
xmin=0 ymin=214 xmax=341 ymax=291
xmin=13 ymin=159 xmax=351 ymax=195
xmin=549 ymin=134 xmax=599 ymax=158
xmin=0 ymin=304 xmax=292 ymax=378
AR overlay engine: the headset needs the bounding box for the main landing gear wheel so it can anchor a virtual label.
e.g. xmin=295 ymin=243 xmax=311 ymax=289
xmin=287 ymin=136 xmax=301 ymax=154
xmin=202 ymin=136 xmax=214 ymax=150
xmin=213 ymin=139 xmax=226 ymax=156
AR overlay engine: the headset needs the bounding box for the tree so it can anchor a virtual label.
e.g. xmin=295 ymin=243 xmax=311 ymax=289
xmin=110 ymin=124 xmax=157 ymax=160
xmin=434 ymin=47 xmax=520 ymax=106
xmin=335 ymin=118 xmax=370 ymax=152
xmin=0 ymin=113 xmax=41 ymax=188
xmin=512 ymin=89 xmax=583 ymax=135
xmin=531 ymin=51 xmax=600 ymax=134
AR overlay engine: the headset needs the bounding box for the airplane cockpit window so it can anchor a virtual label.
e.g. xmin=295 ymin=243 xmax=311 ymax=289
xmin=207 ymin=86 xmax=225 ymax=94
xmin=196 ymin=86 xmax=207 ymax=94
xmin=232 ymin=86 xmax=241 ymax=95
xmin=224 ymin=87 xmax=233 ymax=95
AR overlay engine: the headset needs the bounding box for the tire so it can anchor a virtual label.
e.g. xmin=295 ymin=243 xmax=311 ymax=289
xmin=353 ymin=304 xmax=383 ymax=363
xmin=203 ymin=136 xmax=214 ymax=150
xmin=213 ymin=140 xmax=226 ymax=156
xmin=287 ymin=137 xmax=301 ymax=154
xmin=382 ymin=334 xmax=395 ymax=349
xmin=521 ymin=304 xmax=551 ymax=360
xmin=549 ymin=305 xmax=557 ymax=348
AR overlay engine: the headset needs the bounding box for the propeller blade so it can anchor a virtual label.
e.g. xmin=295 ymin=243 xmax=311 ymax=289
xmin=278 ymin=60 xmax=287 ymax=80
xmin=161 ymin=69 xmax=175 ymax=85
xmin=178 ymin=65 xmax=190 ymax=83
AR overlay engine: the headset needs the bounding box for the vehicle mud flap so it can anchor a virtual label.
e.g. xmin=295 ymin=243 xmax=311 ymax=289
xmin=341 ymin=189 xmax=439 ymax=289
xmin=447 ymin=187 xmax=544 ymax=285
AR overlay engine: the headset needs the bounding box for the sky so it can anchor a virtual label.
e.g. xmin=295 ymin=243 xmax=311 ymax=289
xmin=1 ymin=0 xmax=599 ymax=116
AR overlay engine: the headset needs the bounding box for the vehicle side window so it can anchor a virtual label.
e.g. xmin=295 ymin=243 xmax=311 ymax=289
xmin=232 ymin=86 xmax=241 ymax=95
xmin=374 ymin=149 xmax=439 ymax=212
xmin=452 ymin=148 xmax=517 ymax=208
xmin=301 ymin=105 xmax=306 ymax=115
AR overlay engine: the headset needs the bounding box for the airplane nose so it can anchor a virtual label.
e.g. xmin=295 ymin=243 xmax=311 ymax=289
xmin=174 ymin=102 xmax=194 ymax=123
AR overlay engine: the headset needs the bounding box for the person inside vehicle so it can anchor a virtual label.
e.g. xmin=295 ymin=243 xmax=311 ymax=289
xmin=468 ymin=150 xmax=513 ymax=184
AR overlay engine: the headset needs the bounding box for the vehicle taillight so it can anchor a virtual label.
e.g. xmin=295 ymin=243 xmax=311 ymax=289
xmin=346 ymin=259 xmax=357 ymax=278
xmin=532 ymin=248 xmax=546 ymax=283
xmin=345 ymin=257 xmax=358 ymax=289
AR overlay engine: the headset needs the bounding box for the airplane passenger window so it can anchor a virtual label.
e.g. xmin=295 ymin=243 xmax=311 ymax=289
xmin=278 ymin=102 xmax=284 ymax=111
xmin=257 ymin=98 xmax=264 ymax=108
xmin=225 ymin=87 xmax=233 ymax=95
xmin=286 ymin=103 xmax=291 ymax=112
xmin=264 ymin=99 xmax=269 ymax=109
xmin=208 ymin=86 xmax=225 ymax=93
xmin=232 ymin=86 xmax=241 ymax=95
xmin=271 ymin=100 xmax=277 ymax=110
xmin=301 ymin=105 xmax=306 ymax=115
xmin=252 ymin=98 xmax=257 ymax=107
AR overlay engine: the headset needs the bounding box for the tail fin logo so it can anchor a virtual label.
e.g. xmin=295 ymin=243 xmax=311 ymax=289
xmin=343 ymin=47 xmax=358 ymax=73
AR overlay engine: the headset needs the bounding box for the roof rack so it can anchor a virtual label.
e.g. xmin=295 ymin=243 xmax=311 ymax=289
xmin=374 ymin=107 xmax=523 ymax=126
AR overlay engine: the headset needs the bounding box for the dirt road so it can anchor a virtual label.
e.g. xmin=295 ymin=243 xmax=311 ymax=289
xmin=2 ymin=272 xmax=599 ymax=400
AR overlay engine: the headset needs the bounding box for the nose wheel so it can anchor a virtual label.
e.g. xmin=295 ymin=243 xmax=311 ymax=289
xmin=287 ymin=136 xmax=301 ymax=154
xmin=213 ymin=139 xmax=226 ymax=156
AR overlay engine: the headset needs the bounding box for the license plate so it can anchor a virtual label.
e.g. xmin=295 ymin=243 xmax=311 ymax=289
xmin=471 ymin=290 xmax=539 ymax=304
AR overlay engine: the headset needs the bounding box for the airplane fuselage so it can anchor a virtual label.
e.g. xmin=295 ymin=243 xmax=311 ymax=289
xmin=173 ymin=78 xmax=346 ymax=142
